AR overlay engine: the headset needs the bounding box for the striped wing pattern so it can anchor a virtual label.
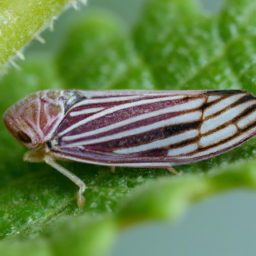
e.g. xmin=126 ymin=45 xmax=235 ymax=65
xmin=48 ymin=90 xmax=256 ymax=167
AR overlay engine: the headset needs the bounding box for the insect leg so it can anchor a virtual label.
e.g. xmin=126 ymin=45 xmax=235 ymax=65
xmin=44 ymin=156 xmax=86 ymax=208
xmin=110 ymin=166 xmax=116 ymax=173
xmin=167 ymin=167 xmax=181 ymax=176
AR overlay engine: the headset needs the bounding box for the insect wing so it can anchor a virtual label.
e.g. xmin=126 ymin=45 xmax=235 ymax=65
xmin=48 ymin=90 xmax=256 ymax=167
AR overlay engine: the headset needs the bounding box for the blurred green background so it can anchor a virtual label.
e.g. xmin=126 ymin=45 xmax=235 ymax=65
xmin=17 ymin=0 xmax=256 ymax=255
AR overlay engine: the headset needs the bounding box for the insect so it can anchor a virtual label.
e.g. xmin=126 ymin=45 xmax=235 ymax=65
xmin=3 ymin=89 xmax=256 ymax=208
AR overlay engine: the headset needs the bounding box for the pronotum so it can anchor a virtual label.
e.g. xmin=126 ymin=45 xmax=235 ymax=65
xmin=3 ymin=89 xmax=256 ymax=208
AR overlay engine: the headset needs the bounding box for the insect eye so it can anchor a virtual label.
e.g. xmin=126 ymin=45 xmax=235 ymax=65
xmin=17 ymin=131 xmax=32 ymax=143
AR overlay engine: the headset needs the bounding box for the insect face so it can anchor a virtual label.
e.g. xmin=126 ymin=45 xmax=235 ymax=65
xmin=3 ymin=90 xmax=67 ymax=150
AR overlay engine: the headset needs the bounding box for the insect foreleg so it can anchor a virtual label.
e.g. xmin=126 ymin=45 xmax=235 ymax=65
xmin=44 ymin=156 xmax=86 ymax=208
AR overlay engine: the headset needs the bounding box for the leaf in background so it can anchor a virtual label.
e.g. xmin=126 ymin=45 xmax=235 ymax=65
xmin=0 ymin=0 xmax=72 ymax=69
xmin=133 ymin=0 xmax=228 ymax=90
xmin=219 ymin=0 xmax=256 ymax=94
xmin=1 ymin=0 xmax=256 ymax=255
xmin=56 ymin=12 xmax=156 ymax=90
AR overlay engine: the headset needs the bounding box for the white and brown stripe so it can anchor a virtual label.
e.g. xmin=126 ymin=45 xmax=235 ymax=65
xmin=46 ymin=90 xmax=256 ymax=166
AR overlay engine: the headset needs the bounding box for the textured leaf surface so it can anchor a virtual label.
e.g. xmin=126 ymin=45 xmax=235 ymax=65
xmin=1 ymin=0 xmax=256 ymax=255
xmin=0 ymin=0 xmax=71 ymax=68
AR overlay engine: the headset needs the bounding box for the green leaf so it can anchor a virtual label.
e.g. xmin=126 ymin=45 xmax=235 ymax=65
xmin=0 ymin=0 xmax=71 ymax=68
xmin=56 ymin=12 xmax=156 ymax=90
xmin=118 ymin=160 xmax=256 ymax=225
xmin=133 ymin=0 xmax=225 ymax=90
xmin=219 ymin=0 xmax=256 ymax=41
xmin=1 ymin=0 xmax=256 ymax=255
xmin=220 ymin=0 xmax=256 ymax=94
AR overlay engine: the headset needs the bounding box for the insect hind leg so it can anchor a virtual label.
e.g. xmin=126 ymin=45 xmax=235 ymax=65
xmin=167 ymin=166 xmax=182 ymax=176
